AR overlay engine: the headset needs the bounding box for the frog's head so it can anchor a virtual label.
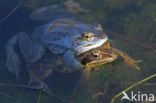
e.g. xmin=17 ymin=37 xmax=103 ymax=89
xmin=81 ymin=48 xmax=118 ymax=68
xmin=73 ymin=24 xmax=108 ymax=54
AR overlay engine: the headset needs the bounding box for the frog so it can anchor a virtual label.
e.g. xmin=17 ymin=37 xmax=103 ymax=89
xmin=81 ymin=42 xmax=142 ymax=77
xmin=81 ymin=44 xmax=118 ymax=69
xmin=5 ymin=16 xmax=108 ymax=79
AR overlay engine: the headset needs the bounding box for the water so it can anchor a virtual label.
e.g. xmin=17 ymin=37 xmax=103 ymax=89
xmin=0 ymin=0 xmax=156 ymax=103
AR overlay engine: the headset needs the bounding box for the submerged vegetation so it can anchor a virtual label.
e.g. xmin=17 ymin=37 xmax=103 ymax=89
xmin=0 ymin=0 xmax=155 ymax=103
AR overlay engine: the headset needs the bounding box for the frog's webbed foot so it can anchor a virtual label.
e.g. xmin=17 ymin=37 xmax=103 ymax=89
xmin=5 ymin=32 xmax=45 ymax=78
xmin=63 ymin=50 xmax=83 ymax=72
xmin=114 ymin=48 xmax=142 ymax=70
xmin=28 ymin=71 xmax=51 ymax=94
xmin=125 ymin=59 xmax=142 ymax=70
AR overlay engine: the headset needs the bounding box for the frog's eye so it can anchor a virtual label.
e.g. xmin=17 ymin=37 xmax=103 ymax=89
xmin=81 ymin=33 xmax=94 ymax=41
xmin=91 ymin=52 xmax=101 ymax=58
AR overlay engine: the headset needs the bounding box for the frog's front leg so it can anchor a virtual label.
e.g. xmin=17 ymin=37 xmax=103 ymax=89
xmin=113 ymin=48 xmax=142 ymax=70
xmin=5 ymin=32 xmax=45 ymax=78
xmin=63 ymin=50 xmax=83 ymax=72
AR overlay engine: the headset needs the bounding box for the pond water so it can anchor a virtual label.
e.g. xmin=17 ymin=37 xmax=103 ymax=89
xmin=0 ymin=0 xmax=156 ymax=103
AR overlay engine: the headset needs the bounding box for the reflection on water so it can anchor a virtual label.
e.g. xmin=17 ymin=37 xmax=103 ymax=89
xmin=0 ymin=0 xmax=156 ymax=103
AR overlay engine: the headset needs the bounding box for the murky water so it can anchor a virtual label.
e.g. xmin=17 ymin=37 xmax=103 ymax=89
xmin=0 ymin=0 xmax=156 ymax=103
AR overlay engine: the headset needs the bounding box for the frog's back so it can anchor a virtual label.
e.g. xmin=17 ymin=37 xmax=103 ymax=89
xmin=33 ymin=19 xmax=91 ymax=49
xmin=30 ymin=1 xmax=91 ymax=50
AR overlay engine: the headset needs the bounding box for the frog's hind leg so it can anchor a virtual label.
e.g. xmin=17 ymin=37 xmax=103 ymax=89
xmin=30 ymin=4 xmax=74 ymax=21
xmin=30 ymin=0 xmax=89 ymax=21
xmin=5 ymin=32 xmax=45 ymax=78
xmin=114 ymin=48 xmax=142 ymax=70
xmin=18 ymin=32 xmax=45 ymax=63
xmin=5 ymin=35 xmax=20 ymax=78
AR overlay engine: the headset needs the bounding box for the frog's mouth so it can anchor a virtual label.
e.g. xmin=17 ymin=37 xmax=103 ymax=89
xmin=75 ymin=36 xmax=108 ymax=54
xmin=87 ymin=56 xmax=116 ymax=65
